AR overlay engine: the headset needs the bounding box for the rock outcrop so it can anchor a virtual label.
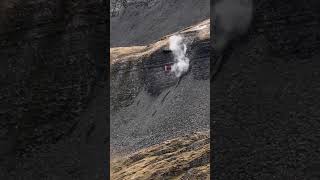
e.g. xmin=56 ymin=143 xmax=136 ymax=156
xmin=111 ymin=19 xmax=210 ymax=110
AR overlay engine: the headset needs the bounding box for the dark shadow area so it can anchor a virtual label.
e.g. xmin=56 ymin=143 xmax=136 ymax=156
xmin=212 ymin=0 xmax=320 ymax=179
xmin=0 ymin=1 xmax=109 ymax=179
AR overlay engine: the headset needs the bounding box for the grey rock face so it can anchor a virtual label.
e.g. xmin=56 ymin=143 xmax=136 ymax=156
xmin=110 ymin=0 xmax=210 ymax=46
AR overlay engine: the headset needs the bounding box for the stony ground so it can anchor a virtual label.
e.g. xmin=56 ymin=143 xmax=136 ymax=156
xmin=110 ymin=0 xmax=210 ymax=47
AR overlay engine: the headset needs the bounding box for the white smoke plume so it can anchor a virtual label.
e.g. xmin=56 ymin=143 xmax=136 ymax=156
xmin=214 ymin=0 xmax=253 ymax=51
xmin=169 ymin=35 xmax=190 ymax=78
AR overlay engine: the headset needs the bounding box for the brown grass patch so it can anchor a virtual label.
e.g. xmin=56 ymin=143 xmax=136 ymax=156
xmin=111 ymin=131 xmax=210 ymax=180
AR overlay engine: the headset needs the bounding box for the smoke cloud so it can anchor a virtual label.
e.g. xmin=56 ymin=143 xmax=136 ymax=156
xmin=214 ymin=0 xmax=253 ymax=51
xmin=169 ymin=35 xmax=190 ymax=78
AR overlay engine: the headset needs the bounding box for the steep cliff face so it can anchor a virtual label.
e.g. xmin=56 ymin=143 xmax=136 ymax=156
xmin=213 ymin=1 xmax=320 ymax=179
xmin=0 ymin=1 xmax=107 ymax=179
xmin=111 ymin=20 xmax=210 ymax=157
xmin=110 ymin=0 xmax=210 ymax=46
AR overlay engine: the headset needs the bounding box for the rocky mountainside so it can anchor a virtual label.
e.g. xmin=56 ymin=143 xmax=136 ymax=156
xmin=110 ymin=17 xmax=210 ymax=179
xmin=110 ymin=0 xmax=210 ymax=47
xmin=111 ymin=19 xmax=210 ymax=153
xmin=110 ymin=2 xmax=210 ymax=179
